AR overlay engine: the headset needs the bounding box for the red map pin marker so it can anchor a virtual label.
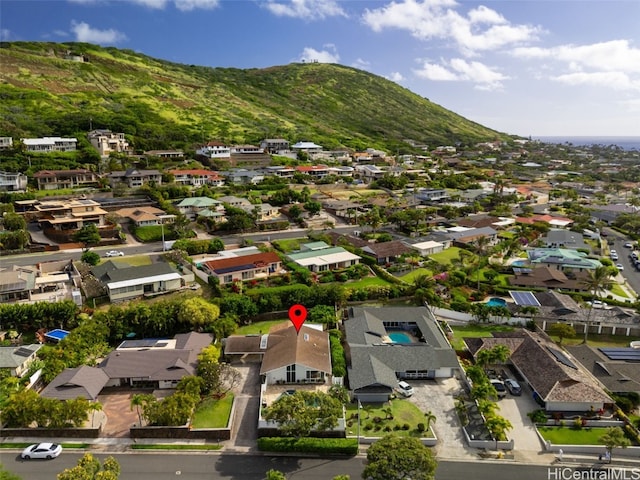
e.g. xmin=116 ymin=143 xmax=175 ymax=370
xmin=288 ymin=304 xmax=307 ymax=334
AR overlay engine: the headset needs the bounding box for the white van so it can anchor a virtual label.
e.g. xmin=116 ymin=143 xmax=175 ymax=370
xmin=397 ymin=381 xmax=414 ymax=397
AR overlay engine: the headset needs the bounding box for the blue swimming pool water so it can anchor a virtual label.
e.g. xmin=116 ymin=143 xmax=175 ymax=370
xmin=512 ymin=260 xmax=528 ymax=267
xmin=486 ymin=298 xmax=507 ymax=307
xmin=388 ymin=332 xmax=412 ymax=343
xmin=45 ymin=329 xmax=69 ymax=340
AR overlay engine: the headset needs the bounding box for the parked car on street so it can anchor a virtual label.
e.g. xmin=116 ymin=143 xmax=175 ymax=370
xmin=504 ymin=378 xmax=522 ymax=396
xmin=21 ymin=443 xmax=62 ymax=460
xmin=616 ymin=264 xmax=624 ymax=271
xmin=105 ymin=250 xmax=124 ymax=257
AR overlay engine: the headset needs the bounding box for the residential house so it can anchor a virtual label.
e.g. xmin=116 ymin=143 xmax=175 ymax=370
xmin=566 ymin=345 xmax=640 ymax=396
xmin=22 ymin=137 xmax=77 ymax=152
xmin=33 ymin=169 xmax=99 ymax=191
xmin=217 ymin=195 xmax=252 ymax=208
xmin=114 ymin=206 xmax=175 ymax=227
xmin=176 ymin=197 xmax=223 ymax=220
xmin=91 ymin=261 xmax=184 ymax=302
xmin=286 ymin=241 xmax=361 ymax=273
xmin=108 ymin=168 xmax=162 ymax=189
xmin=328 ymin=166 xmax=354 ymax=178
xmin=263 ymin=166 xmax=295 ymax=179
xmin=196 ymin=141 xmax=231 ymax=158
xmin=87 ymin=129 xmax=131 ymax=158
xmin=0 ymin=137 xmax=13 ymax=150
xmin=406 ymin=240 xmax=445 ymax=256
xmin=240 ymin=203 xmax=280 ymax=222
xmin=291 ymin=141 xmax=323 ymax=154
xmin=446 ymin=226 xmax=498 ymax=248
xmin=200 ymin=251 xmax=284 ymax=285
xmin=99 ymin=332 xmax=213 ymax=389
xmin=542 ymin=229 xmax=587 ymax=250
xmin=457 ymin=215 xmax=504 ymax=230
xmin=0 ymin=260 xmax=82 ymax=305
xmin=0 ymin=344 xmax=43 ymax=378
xmin=224 ymin=169 xmax=264 ymax=185
xmin=0 ymin=171 xmax=27 ymax=192
xmin=527 ymin=248 xmax=601 ymax=272
xmin=170 ymin=169 xmax=224 ymax=188
xmin=590 ymin=204 xmax=640 ymax=225
xmin=40 ymin=366 xmax=109 ymax=401
xmin=321 ymin=200 xmax=365 ymax=223
xmin=515 ymin=214 xmax=573 ymax=228
xmin=295 ymin=165 xmax=330 ymax=179
xmin=230 ymin=144 xmax=263 ymax=154
xmin=345 ymin=306 xmax=459 ymax=402
xmin=144 ymin=149 xmax=184 ymax=159
xmin=415 ymin=189 xmax=449 ymax=203
xmin=508 ymin=266 xmax=590 ymax=292
xmin=260 ymin=138 xmax=289 ymax=154
xmin=355 ymin=164 xmax=385 ymax=182
xmin=35 ymin=198 xmax=108 ymax=233
xmin=465 ymin=330 xmax=611 ymax=411
xmin=361 ymin=241 xmax=413 ymax=265
xmin=325 ymin=232 xmax=369 ymax=249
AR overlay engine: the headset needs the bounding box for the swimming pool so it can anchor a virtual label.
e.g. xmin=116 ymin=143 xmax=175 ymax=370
xmin=486 ymin=297 xmax=507 ymax=308
xmin=44 ymin=329 xmax=70 ymax=342
xmin=512 ymin=260 xmax=528 ymax=267
xmin=388 ymin=332 xmax=413 ymax=343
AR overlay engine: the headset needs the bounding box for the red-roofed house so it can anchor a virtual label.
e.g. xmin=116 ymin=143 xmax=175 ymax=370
xmin=170 ymin=169 xmax=225 ymax=187
xmin=201 ymin=252 xmax=284 ymax=285
xmin=516 ymin=214 xmax=573 ymax=228
xmin=295 ymin=165 xmax=330 ymax=179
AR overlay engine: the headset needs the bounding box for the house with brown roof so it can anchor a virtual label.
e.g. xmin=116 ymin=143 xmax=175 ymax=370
xmin=361 ymin=240 xmax=413 ymax=265
xmin=40 ymin=366 xmax=109 ymax=401
xmin=98 ymin=332 xmax=213 ymax=389
xmin=508 ymin=266 xmax=590 ymax=291
xmin=34 ymin=169 xmax=99 ymax=191
xmin=464 ymin=330 xmax=612 ymax=411
xmin=200 ymin=251 xmax=284 ymax=285
xmin=114 ymin=206 xmax=175 ymax=227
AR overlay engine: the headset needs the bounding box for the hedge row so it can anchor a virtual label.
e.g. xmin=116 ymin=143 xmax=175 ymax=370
xmin=329 ymin=330 xmax=346 ymax=377
xmin=257 ymin=437 xmax=358 ymax=455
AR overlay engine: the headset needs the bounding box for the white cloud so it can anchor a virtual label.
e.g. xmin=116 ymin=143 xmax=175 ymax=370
xmin=67 ymin=0 xmax=218 ymax=9
xmin=53 ymin=29 xmax=70 ymax=37
xmin=414 ymin=57 xmax=508 ymax=89
xmin=263 ymin=0 xmax=346 ymax=20
xmin=70 ymin=21 xmax=127 ymax=44
xmin=513 ymin=40 xmax=640 ymax=74
xmin=362 ymin=0 xmax=540 ymax=55
xmin=553 ymin=72 xmax=640 ymax=91
xmin=298 ymin=45 xmax=340 ymax=63
xmin=351 ymin=58 xmax=371 ymax=70
xmin=387 ymin=71 xmax=405 ymax=82
xmin=0 ymin=29 xmax=10 ymax=41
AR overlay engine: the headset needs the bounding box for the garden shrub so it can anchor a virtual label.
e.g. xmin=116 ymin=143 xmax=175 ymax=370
xmin=257 ymin=437 xmax=358 ymax=455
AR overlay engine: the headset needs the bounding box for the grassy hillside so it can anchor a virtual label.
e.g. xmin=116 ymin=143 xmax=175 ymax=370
xmin=0 ymin=42 xmax=507 ymax=153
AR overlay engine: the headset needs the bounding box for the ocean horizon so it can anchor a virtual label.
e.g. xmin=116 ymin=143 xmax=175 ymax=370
xmin=533 ymin=136 xmax=640 ymax=151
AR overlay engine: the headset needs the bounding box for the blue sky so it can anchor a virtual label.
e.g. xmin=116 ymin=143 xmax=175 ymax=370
xmin=2 ymin=0 xmax=639 ymax=137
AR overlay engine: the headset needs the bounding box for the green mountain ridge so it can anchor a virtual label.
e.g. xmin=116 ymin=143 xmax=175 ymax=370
xmin=0 ymin=42 xmax=509 ymax=153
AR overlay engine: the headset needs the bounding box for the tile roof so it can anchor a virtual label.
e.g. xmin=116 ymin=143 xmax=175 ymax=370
xmin=40 ymin=366 xmax=109 ymax=400
xmin=202 ymin=252 xmax=281 ymax=274
xmin=260 ymin=323 xmax=331 ymax=375
xmin=362 ymin=240 xmax=413 ymax=259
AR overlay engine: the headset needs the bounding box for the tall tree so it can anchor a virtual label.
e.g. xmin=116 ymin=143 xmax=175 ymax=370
xmin=73 ymin=223 xmax=101 ymax=252
xmin=599 ymin=426 xmax=630 ymax=463
xmin=580 ymin=266 xmax=614 ymax=343
xmin=362 ymin=434 xmax=437 ymax=480
xmin=548 ymin=323 xmax=576 ymax=345
xmin=263 ymin=391 xmax=342 ymax=437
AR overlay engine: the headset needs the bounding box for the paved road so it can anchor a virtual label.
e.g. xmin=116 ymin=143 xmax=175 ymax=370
xmin=605 ymin=229 xmax=640 ymax=298
xmin=0 ymin=451 xmax=570 ymax=480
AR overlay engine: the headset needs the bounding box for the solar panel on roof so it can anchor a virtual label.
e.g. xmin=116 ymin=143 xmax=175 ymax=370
xmin=547 ymin=346 xmax=577 ymax=369
xmin=14 ymin=347 xmax=34 ymax=357
xmin=513 ymin=268 xmax=533 ymax=274
xmin=509 ymin=291 xmax=541 ymax=306
xmin=214 ymin=264 xmax=254 ymax=275
xmin=599 ymin=348 xmax=640 ymax=361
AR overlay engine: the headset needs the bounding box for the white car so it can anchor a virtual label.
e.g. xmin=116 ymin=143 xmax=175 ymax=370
xmin=616 ymin=264 xmax=624 ymax=271
xmin=397 ymin=381 xmax=414 ymax=397
xmin=21 ymin=443 xmax=62 ymax=460
xmin=624 ymin=242 xmax=634 ymax=248
xmin=490 ymin=379 xmax=507 ymax=398
xmin=105 ymin=250 xmax=124 ymax=257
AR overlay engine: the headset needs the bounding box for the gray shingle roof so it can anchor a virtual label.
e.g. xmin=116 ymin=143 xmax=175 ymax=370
xmin=40 ymin=366 xmax=109 ymax=400
xmin=0 ymin=344 xmax=42 ymax=368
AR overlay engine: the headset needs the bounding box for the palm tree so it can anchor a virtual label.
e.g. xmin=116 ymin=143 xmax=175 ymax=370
xmin=580 ymin=266 xmax=614 ymax=343
xmin=130 ymin=393 xmax=151 ymax=427
xmin=424 ymin=410 xmax=436 ymax=431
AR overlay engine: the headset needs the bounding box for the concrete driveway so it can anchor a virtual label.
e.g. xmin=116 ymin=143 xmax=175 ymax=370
xmin=227 ymin=360 xmax=261 ymax=452
xmin=496 ymin=381 xmax=546 ymax=452
xmin=408 ymin=376 xmax=478 ymax=461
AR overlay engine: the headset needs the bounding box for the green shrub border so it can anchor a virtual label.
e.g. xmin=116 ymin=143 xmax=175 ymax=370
xmin=257 ymin=437 xmax=358 ymax=455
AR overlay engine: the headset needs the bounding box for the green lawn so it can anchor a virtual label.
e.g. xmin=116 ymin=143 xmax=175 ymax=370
xmin=272 ymin=238 xmax=307 ymax=253
xmin=549 ymin=332 xmax=640 ymax=348
xmin=450 ymin=324 xmax=515 ymax=351
xmin=235 ymin=320 xmax=286 ymax=335
xmin=428 ymin=247 xmax=465 ymax=265
xmin=345 ymin=276 xmax=391 ymax=288
xmin=610 ymin=284 xmax=629 ymax=298
xmin=345 ymin=398 xmax=434 ymax=438
xmin=537 ymin=426 xmax=610 ymax=445
xmin=102 ymin=255 xmax=152 ymax=267
xmin=400 ymin=268 xmax=433 ymax=283
xmin=191 ymin=394 xmax=234 ymax=429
